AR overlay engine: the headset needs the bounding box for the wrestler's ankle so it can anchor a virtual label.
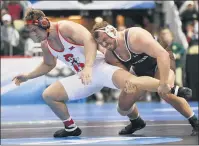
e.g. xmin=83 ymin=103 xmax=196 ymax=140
xmin=128 ymin=113 xmax=140 ymax=121
xmin=63 ymin=117 xmax=77 ymax=129
xmin=188 ymin=113 xmax=198 ymax=128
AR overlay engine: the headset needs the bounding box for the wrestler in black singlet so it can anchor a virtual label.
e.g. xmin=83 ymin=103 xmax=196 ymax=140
xmin=112 ymin=29 xmax=176 ymax=77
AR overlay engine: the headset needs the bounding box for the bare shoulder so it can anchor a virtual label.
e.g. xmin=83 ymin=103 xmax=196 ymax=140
xmin=128 ymin=27 xmax=152 ymax=39
xmin=127 ymin=27 xmax=153 ymax=53
xmin=58 ymin=20 xmax=84 ymax=31
xmin=58 ymin=20 xmax=72 ymax=31
xmin=58 ymin=20 xmax=73 ymax=27
xmin=58 ymin=20 xmax=90 ymax=40
xmin=126 ymin=27 xmax=140 ymax=43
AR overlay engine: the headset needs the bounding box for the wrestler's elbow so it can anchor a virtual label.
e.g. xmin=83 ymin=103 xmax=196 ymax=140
xmin=43 ymin=61 xmax=56 ymax=69
xmin=157 ymin=50 xmax=169 ymax=61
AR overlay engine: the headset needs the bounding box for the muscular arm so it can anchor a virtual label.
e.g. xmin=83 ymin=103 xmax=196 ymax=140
xmin=27 ymin=41 xmax=57 ymax=79
xmin=82 ymin=34 xmax=97 ymax=67
xmin=129 ymin=28 xmax=170 ymax=84
xmin=59 ymin=21 xmax=97 ymax=67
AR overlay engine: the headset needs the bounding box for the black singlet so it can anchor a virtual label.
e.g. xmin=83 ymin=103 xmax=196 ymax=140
xmin=112 ymin=29 xmax=157 ymax=77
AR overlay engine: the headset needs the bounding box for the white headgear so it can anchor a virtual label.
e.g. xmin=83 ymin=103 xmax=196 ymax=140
xmin=95 ymin=25 xmax=117 ymax=38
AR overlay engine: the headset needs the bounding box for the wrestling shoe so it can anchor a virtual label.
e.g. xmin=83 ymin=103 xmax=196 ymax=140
xmin=189 ymin=115 xmax=199 ymax=136
xmin=191 ymin=126 xmax=198 ymax=136
xmin=119 ymin=116 xmax=146 ymax=135
xmin=54 ymin=127 xmax=82 ymax=137
xmin=171 ymin=86 xmax=192 ymax=99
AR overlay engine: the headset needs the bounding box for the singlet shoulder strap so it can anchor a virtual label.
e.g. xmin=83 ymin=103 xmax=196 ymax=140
xmin=112 ymin=29 xmax=132 ymax=62
xmin=124 ymin=29 xmax=131 ymax=51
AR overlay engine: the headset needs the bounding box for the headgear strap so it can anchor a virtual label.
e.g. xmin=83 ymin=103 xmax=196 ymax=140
xmin=26 ymin=17 xmax=50 ymax=30
xmin=95 ymin=25 xmax=117 ymax=38
xmin=26 ymin=16 xmax=50 ymax=37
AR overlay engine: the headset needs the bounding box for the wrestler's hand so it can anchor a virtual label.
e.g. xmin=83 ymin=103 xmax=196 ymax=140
xmin=79 ymin=66 xmax=92 ymax=85
xmin=158 ymin=83 xmax=171 ymax=97
xmin=124 ymin=80 xmax=138 ymax=94
xmin=12 ymin=74 xmax=29 ymax=86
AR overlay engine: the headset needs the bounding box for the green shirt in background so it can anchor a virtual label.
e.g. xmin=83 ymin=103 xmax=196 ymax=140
xmin=169 ymin=42 xmax=185 ymax=68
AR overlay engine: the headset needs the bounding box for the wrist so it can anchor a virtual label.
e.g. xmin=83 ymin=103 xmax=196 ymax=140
xmin=84 ymin=64 xmax=93 ymax=68
xmin=25 ymin=73 xmax=31 ymax=79
xmin=159 ymin=81 xmax=169 ymax=85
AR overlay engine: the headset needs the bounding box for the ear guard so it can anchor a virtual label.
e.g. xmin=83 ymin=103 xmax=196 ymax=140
xmin=95 ymin=25 xmax=117 ymax=38
xmin=26 ymin=17 xmax=50 ymax=31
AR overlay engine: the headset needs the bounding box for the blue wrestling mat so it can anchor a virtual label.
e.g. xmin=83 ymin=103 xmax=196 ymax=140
xmin=1 ymin=102 xmax=198 ymax=145
xmin=1 ymin=136 xmax=183 ymax=145
xmin=1 ymin=102 xmax=198 ymax=122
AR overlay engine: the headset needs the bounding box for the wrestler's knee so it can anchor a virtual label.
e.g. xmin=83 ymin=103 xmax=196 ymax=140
xmin=158 ymin=93 xmax=174 ymax=103
xmin=42 ymin=92 xmax=47 ymax=102
xmin=42 ymin=88 xmax=52 ymax=102
xmin=42 ymin=81 xmax=69 ymax=102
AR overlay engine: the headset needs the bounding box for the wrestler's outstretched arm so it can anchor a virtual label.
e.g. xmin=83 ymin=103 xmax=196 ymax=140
xmin=12 ymin=41 xmax=57 ymax=86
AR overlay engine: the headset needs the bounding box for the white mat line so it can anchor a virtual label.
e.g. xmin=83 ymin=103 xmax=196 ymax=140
xmin=1 ymin=120 xmax=129 ymax=126
xmin=1 ymin=123 xmax=190 ymax=131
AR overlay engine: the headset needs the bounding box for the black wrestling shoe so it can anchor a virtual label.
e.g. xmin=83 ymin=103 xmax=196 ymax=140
xmin=191 ymin=127 xmax=198 ymax=136
xmin=171 ymin=86 xmax=192 ymax=99
xmin=119 ymin=116 xmax=146 ymax=135
xmin=54 ymin=127 xmax=82 ymax=138
xmin=189 ymin=115 xmax=199 ymax=136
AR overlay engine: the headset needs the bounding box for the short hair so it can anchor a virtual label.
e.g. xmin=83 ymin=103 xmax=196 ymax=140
xmin=91 ymin=21 xmax=110 ymax=39
xmin=24 ymin=8 xmax=45 ymax=21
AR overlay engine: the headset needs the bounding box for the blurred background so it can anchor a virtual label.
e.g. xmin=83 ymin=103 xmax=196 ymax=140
xmin=1 ymin=0 xmax=198 ymax=105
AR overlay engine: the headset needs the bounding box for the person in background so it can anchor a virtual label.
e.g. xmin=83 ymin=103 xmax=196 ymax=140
xmin=185 ymin=20 xmax=198 ymax=46
xmin=18 ymin=27 xmax=35 ymax=56
xmin=1 ymin=8 xmax=8 ymax=24
xmin=7 ymin=1 xmax=23 ymax=20
xmin=1 ymin=14 xmax=20 ymax=56
xmin=142 ymin=15 xmax=155 ymax=36
xmin=180 ymin=1 xmax=198 ymax=33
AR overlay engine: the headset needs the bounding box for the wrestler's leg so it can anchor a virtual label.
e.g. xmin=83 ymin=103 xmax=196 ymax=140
xmin=117 ymin=90 xmax=145 ymax=118
xmin=100 ymin=59 xmax=190 ymax=94
xmin=42 ymin=74 xmax=103 ymax=137
xmin=116 ymin=90 xmax=147 ymax=135
xmin=99 ymin=62 xmax=151 ymax=135
xmin=155 ymin=69 xmax=198 ymax=136
xmin=113 ymin=69 xmax=192 ymax=99
xmin=42 ymin=81 xmax=70 ymax=121
xmin=111 ymin=69 xmax=159 ymax=92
